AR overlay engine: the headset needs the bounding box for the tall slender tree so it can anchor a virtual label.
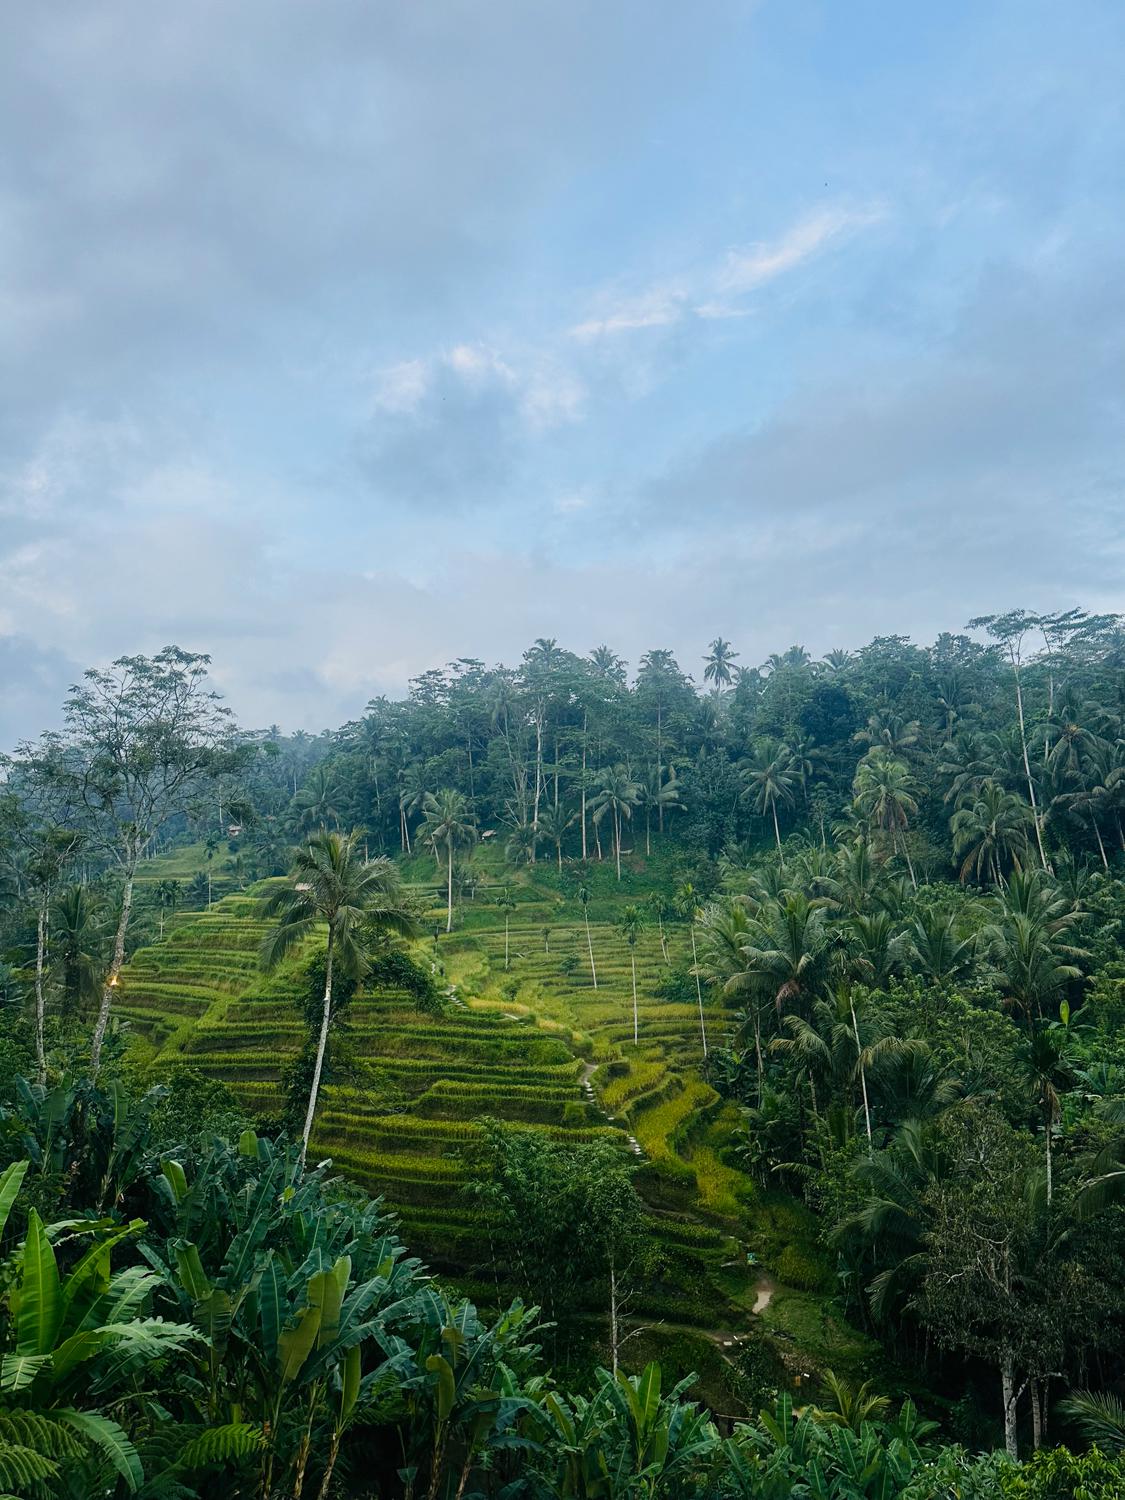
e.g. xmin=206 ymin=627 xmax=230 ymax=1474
xmin=261 ymin=830 xmax=417 ymax=1166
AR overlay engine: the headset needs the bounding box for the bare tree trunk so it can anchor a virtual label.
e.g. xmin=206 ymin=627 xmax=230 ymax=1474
xmin=34 ymin=890 xmax=49 ymax=1085
xmin=584 ymin=908 xmax=597 ymax=988
xmin=505 ymin=914 xmax=510 ymax=970
xmin=1001 ymin=1355 xmax=1019 ymax=1460
xmin=446 ymin=839 xmax=454 ymax=933
xmin=615 ymin=808 xmax=622 ymax=881
xmin=301 ymin=935 xmax=334 ymax=1170
xmin=91 ymin=863 xmax=135 ymax=1078
xmin=1030 ymin=1379 xmax=1043 ymax=1450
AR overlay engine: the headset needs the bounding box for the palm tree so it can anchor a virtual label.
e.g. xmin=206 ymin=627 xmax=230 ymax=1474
xmin=951 ymin=780 xmax=1032 ymax=886
xmin=675 ymin=881 xmax=709 ymax=1057
xmin=642 ymin=767 xmax=682 ymax=855
xmin=577 ymin=883 xmax=597 ymax=988
xmin=153 ymin=878 xmax=180 ymax=939
xmin=905 ymin=906 xmax=977 ymax=985
xmin=1020 ymin=1024 xmax=1075 ymax=1202
xmin=52 ymin=884 xmax=104 ymax=1020
xmin=853 ymin=708 xmax=921 ymax=757
xmin=740 ymin=739 xmax=796 ymax=864
xmin=590 ymin=766 xmax=642 ymax=881
xmin=589 ymin=644 xmax=626 ymax=682
xmin=293 ymin=764 xmax=342 ymax=833
xmin=260 ymin=830 xmax=418 ymax=1166
xmin=846 ymin=910 xmax=908 ymax=990
xmin=536 ymin=804 xmax=572 ymax=871
xmin=618 ymin=905 xmax=647 ymax=1045
xmin=983 ymin=874 xmax=1089 ymax=1022
xmin=647 ymin=892 xmax=674 ymax=962
xmin=398 ymin=764 xmax=428 ymax=854
xmin=496 ymin=885 xmax=517 ymax=970
xmin=419 ymin=789 xmax=477 ymax=932
xmin=703 ymin=637 xmax=739 ymax=690
xmin=738 ymin=892 xmax=831 ymax=1013
xmin=852 ymin=751 xmax=919 ymax=888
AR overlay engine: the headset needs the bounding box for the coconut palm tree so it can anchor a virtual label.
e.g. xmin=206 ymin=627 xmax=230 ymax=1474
xmin=904 ymin=905 xmax=977 ymax=985
xmin=852 ymin=751 xmax=919 ymax=888
xmin=703 ymin=637 xmax=739 ymax=690
xmin=590 ymin=766 xmax=643 ymax=881
xmin=419 ymin=789 xmax=477 ymax=932
xmin=1020 ymin=1024 xmax=1075 ymax=1203
xmin=675 ymin=881 xmax=709 ymax=1057
xmin=52 ymin=883 xmax=104 ymax=1021
xmin=577 ymin=883 xmax=597 ymax=988
xmin=740 ymin=739 xmax=796 ymax=864
xmin=536 ymin=804 xmax=573 ymax=871
xmin=951 ymin=780 xmax=1032 ymax=886
xmin=983 ymin=875 xmax=1089 ymax=1023
xmin=153 ymin=878 xmax=181 ymax=938
xmin=618 ymin=904 xmax=647 ymax=1045
xmin=293 ymin=764 xmax=342 ymax=833
xmin=496 ymin=885 xmax=517 ymax=970
xmin=260 ymin=830 xmax=418 ymax=1166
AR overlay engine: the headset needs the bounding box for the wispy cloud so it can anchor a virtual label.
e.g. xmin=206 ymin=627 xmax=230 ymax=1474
xmin=569 ymin=202 xmax=885 ymax=340
xmin=717 ymin=205 xmax=884 ymax=294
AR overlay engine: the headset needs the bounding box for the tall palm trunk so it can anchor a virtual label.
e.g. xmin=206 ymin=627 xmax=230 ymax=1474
xmin=580 ymin=713 xmax=589 ymax=860
xmin=850 ymin=1000 xmax=872 ymax=1153
xmin=614 ymin=808 xmax=622 ymax=881
xmin=301 ymin=930 xmax=334 ymax=1169
xmin=446 ymin=837 xmax=454 ymax=933
xmin=584 ymin=907 xmax=597 ymax=988
xmin=772 ymin=798 xmax=784 ymax=868
xmin=1011 ymin=655 xmax=1049 ymax=872
xmin=92 ymin=861 xmax=136 ymax=1079
xmin=630 ymin=947 xmax=638 ymax=1044
xmin=34 ymin=888 xmax=49 ymax=1085
xmin=689 ymin=923 xmax=707 ymax=1057
xmin=504 ymin=913 xmax=510 ymax=970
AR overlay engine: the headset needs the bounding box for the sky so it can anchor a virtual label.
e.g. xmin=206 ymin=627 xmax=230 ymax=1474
xmin=2 ymin=0 xmax=1124 ymax=745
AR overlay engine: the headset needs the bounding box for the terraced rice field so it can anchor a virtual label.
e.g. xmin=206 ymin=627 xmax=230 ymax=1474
xmin=115 ymin=852 xmax=760 ymax=1341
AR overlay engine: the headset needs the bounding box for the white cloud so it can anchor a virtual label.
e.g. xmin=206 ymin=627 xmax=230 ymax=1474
xmin=567 ymin=202 xmax=886 ymax=343
xmin=372 ymin=358 xmax=431 ymax=414
xmin=717 ymin=205 xmax=884 ymax=294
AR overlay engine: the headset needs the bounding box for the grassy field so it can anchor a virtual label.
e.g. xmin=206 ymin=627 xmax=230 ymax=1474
xmin=115 ymin=840 xmax=870 ymax=1391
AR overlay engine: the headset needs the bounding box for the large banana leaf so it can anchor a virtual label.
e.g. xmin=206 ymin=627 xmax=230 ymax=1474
xmin=16 ymin=1211 xmax=62 ymax=1356
xmin=56 ymin=1408 xmax=143 ymax=1493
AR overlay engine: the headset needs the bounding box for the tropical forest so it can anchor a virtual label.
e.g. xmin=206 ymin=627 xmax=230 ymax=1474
xmin=2 ymin=611 xmax=1125 ymax=1498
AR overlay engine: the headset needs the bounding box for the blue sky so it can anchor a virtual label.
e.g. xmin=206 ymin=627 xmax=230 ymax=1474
xmin=2 ymin=1 xmax=1123 ymax=743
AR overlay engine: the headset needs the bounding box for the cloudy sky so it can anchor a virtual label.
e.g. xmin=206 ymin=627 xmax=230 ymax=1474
xmin=2 ymin=1 xmax=1123 ymax=744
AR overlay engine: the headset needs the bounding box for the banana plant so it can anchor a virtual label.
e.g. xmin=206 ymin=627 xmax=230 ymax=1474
xmin=399 ymin=1290 xmax=544 ymax=1500
xmin=151 ymin=1133 xmax=426 ymax=1499
xmin=531 ymin=1362 xmax=716 ymax=1500
xmin=0 ymin=1160 xmax=201 ymax=1495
